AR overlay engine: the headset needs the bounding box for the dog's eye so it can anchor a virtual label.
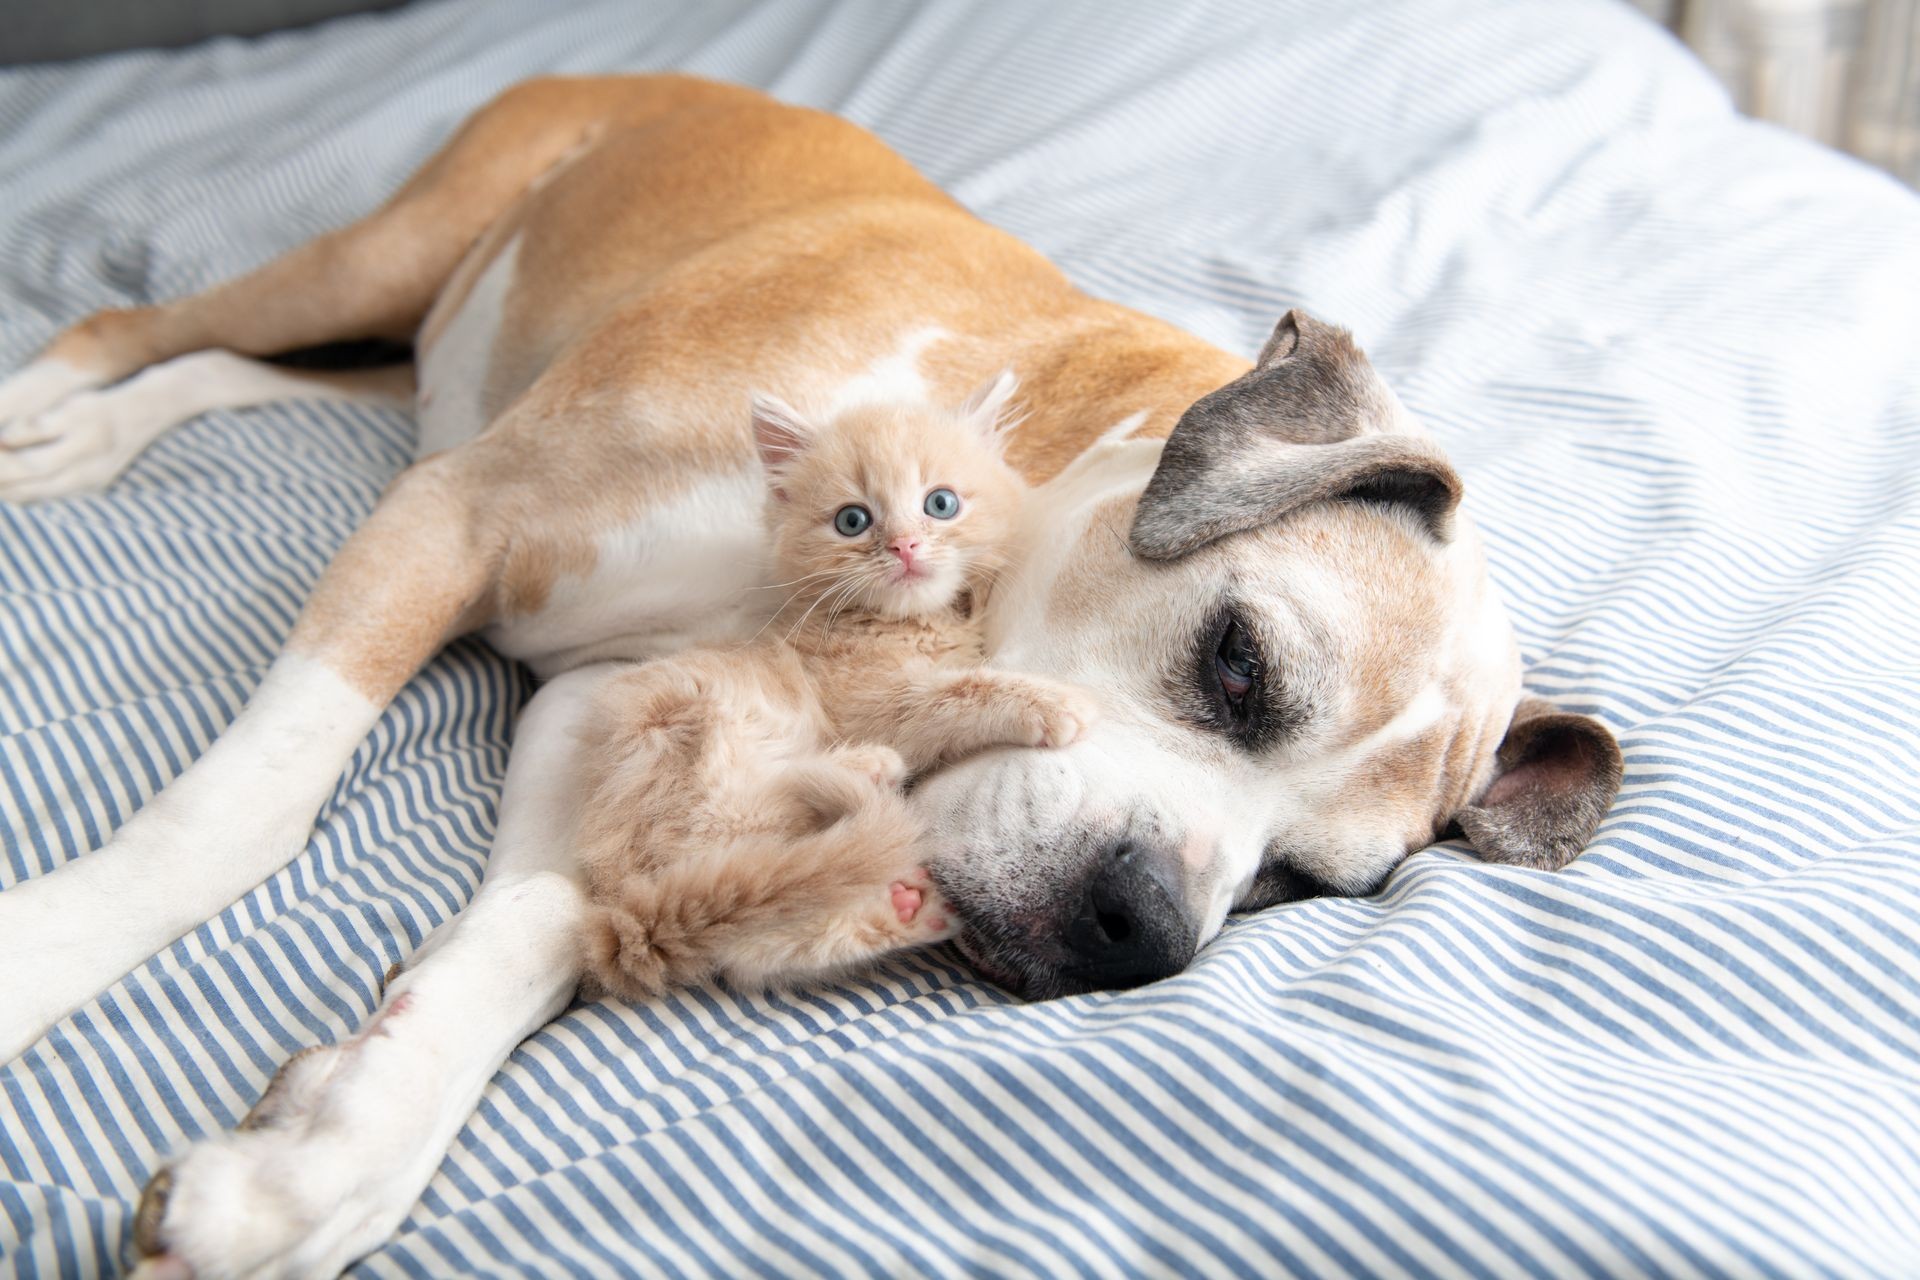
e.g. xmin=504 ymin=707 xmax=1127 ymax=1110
xmin=833 ymin=505 xmax=872 ymax=536
xmin=1186 ymin=608 xmax=1286 ymax=750
xmin=1215 ymin=619 xmax=1260 ymax=715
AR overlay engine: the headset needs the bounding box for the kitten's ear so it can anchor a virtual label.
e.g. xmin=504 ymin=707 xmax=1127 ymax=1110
xmin=751 ymin=394 xmax=814 ymax=495
xmin=960 ymin=368 xmax=1022 ymax=446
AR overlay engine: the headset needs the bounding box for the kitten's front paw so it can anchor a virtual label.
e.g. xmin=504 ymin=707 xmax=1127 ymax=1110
xmin=1016 ymin=682 xmax=1100 ymax=749
xmin=889 ymin=868 xmax=957 ymax=942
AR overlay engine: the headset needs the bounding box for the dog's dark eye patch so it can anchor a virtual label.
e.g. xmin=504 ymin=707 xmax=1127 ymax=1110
xmin=1176 ymin=603 xmax=1296 ymax=752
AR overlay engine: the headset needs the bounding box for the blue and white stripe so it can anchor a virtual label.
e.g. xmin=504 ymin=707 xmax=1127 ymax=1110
xmin=5 ymin=0 xmax=1920 ymax=1273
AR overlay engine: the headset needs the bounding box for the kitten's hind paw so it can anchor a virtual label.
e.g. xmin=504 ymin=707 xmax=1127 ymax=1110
xmin=830 ymin=743 xmax=909 ymax=791
xmin=787 ymin=747 xmax=910 ymax=829
xmin=889 ymin=869 xmax=956 ymax=940
xmin=889 ymin=879 xmax=925 ymax=924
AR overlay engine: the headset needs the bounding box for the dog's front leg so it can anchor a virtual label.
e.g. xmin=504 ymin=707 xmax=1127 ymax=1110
xmin=0 ymin=446 xmax=497 ymax=1061
xmin=0 ymin=653 xmax=386 ymax=1062
xmin=125 ymin=666 xmax=611 ymax=1280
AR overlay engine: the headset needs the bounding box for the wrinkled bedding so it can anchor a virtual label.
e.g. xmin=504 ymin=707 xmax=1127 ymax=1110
xmin=4 ymin=0 xmax=1919 ymax=1273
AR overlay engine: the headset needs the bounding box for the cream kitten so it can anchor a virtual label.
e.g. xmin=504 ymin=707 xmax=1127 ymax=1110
xmin=578 ymin=373 xmax=1097 ymax=999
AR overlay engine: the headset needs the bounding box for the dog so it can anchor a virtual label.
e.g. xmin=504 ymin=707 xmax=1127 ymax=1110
xmin=0 ymin=75 xmax=1622 ymax=1277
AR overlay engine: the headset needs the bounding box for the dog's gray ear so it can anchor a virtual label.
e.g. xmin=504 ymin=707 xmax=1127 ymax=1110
xmin=1454 ymin=699 xmax=1623 ymax=870
xmin=1250 ymin=309 xmax=1351 ymax=407
xmin=1130 ymin=310 xmax=1460 ymax=559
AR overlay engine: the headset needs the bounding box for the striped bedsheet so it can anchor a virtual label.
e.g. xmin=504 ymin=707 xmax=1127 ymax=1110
xmin=4 ymin=0 xmax=1919 ymax=1274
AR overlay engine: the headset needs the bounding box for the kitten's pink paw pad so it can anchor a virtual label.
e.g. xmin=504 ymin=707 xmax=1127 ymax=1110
xmin=890 ymin=869 xmax=956 ymax=939
xmin=894 ymin=871 xmax=960 ymax=940
xmin=890 ymin=881 xmax=925 ymax=924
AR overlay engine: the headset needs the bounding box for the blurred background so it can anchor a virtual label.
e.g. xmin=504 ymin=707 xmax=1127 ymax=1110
xmin=4 ymin=0 xmax=1918 ymax=185
xmin=1634 ymin=0 xmax=1919 ymax=183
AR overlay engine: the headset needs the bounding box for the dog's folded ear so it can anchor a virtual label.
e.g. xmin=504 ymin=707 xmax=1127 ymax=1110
xmin=1453 ymin=698 xmax=1624 ymax=870
xmin=1130 ymin=309 xmax=1461 ymax=559
xmin=1132 ymin=433 xmax=1461 ymax=559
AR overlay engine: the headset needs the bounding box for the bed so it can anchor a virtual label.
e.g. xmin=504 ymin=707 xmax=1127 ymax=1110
xmin=4 ymin=0 xmax=1919 ymax=1273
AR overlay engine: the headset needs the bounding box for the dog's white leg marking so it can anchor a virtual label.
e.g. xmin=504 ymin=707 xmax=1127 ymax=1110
xmin=0 ymin=654 xmax=383 ymax=1062
xmin=0 ymin=356 xmax=107 ymax=432
xmin=0 ymin=349 xmax=412 ymax=503
xmin=128 ymin=669 xmax=607 ymax=1280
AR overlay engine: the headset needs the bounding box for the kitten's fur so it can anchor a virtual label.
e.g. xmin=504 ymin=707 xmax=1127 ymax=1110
xmin=579 ymin=373 xmax=1097 ymax=999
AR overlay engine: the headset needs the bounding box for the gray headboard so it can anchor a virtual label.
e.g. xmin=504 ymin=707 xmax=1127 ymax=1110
xmin=4 ymin=0 xmax=409 ymax=64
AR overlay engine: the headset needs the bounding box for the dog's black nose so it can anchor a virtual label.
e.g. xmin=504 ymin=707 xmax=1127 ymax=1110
xmin=1059 ymin=841 xmax=1197 ymax=990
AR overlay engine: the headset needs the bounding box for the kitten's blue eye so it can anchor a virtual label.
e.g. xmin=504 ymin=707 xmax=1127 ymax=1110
xmin=833 ymin=505 xmax=872 ymax=536
xmin=924 ymin=488 xmax=960 ymax=519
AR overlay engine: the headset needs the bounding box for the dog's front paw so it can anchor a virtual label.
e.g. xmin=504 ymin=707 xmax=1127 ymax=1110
xmin=129 ymin=994 xmax=446 ymax=1280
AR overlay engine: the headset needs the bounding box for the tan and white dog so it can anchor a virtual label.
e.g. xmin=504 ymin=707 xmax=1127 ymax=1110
xmin=0 ymin=76 xmax=1621 ymax=1277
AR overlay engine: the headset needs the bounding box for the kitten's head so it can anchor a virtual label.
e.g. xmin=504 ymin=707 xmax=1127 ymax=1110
xmin=754 ymin=371 xmax=1026 ymax=621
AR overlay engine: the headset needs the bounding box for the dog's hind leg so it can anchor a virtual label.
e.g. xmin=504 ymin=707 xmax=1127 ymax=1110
xmin=125 ymin=666 xmax=611 ymax=1280
xmin=0 ymin=432 xmax=502 ymax=1060
xmin=0 ymin=76 xmax=640 ymax=464
xmin=0 ymin=350 xmax=414 ymax=501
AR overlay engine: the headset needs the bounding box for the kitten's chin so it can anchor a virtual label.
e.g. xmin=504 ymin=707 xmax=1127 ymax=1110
xmin=873 ymin=569 xmax=964 ymax=620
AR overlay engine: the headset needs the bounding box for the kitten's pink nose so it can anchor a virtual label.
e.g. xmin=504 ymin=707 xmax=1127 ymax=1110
xmin=889 ymin=537 xmax=923 ymax=570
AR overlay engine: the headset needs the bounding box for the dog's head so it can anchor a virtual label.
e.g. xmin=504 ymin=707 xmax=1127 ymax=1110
xmin=915 ymin=310 xmax=1621 ymax=998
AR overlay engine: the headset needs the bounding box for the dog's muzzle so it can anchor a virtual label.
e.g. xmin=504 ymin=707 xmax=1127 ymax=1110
xmin=914 ymin=734 xmax=1207 ymax=999
xmin=944 ymin=831 xmax=1200 ymax=1001
xmin=1059 ymin=837 xmax=1197 ymax=989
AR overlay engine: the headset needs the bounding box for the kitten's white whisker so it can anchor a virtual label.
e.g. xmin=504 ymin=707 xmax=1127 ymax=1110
xmin=739 ymin=571 xmax=850 ymax=648
xmin=819 ymin=578 xmax=868 ymax=638
xmin=740 ymin=586 xmax=815 ymax=647
xmin=749 ymin=568 xmax=844 ymax=592
xmin=782 ymin=575 xmax=851 ymax=644
xmin=835 ymin=570 xmax=885 ymax=626
xmin=824 ymin=581 xmax=861 ymax=632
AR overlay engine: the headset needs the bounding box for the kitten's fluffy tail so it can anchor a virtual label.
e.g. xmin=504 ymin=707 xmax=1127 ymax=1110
xmin=583 ymin=793 xmax=927 ymax=999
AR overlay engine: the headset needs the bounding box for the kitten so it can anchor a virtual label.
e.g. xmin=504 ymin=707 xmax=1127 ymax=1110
xmin=578 ymin=372 xmax=1097 ymax=999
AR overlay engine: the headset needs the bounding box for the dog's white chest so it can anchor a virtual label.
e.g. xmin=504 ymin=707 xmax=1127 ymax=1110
xmin=482 ymin=468 xmax=772 ymax=676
